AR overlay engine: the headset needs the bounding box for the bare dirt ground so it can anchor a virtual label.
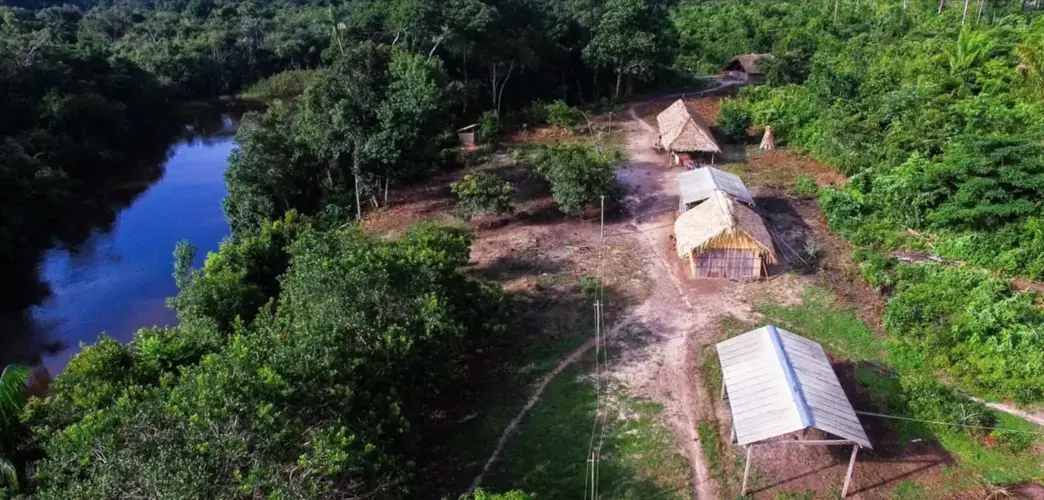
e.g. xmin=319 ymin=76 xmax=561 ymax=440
xmin=370 ymin=87 xmax=1023 ymax=499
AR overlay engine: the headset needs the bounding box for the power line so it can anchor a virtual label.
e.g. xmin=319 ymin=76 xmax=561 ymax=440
xmin=855 ymin=410 xmax=1044 ymax=435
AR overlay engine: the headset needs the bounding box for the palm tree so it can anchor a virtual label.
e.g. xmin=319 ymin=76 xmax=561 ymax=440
xmin=0 ymin=365 xmax=30 ymax=491
xmin=1016 ymin=44 xmax=1044 ymax=99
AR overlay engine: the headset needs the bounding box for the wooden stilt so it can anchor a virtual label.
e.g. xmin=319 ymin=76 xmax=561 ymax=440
xmin=841 ymin=445 xmax=860 ymax=498
xmin=720 ymin=372 xmax=726 ymax=401
xmin=730 ymin=419 xmax=736 ymax=443
xmin=741 ymin=445 xmax=753 ymax=495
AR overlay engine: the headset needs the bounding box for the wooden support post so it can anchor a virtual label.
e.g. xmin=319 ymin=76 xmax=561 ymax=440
xmin=741 ymin=445 xmax=753 ymax=495
xmin=719 ymin=372 xmax=726 ymax=401
xmin=730 ymin=419 xmax=736 ymax=443
xmin=841 ymin=444 xmax=860 ymax=498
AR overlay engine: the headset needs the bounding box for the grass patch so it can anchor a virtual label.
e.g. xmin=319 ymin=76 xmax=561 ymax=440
xmin=483 ymin=353 xmax=690 ymax=499
xmin=757 ymin=287 xmax=885 ymax=363
xmin=756 ymin=286 xmax=1043 ymax=490
xmin=891 ymin=480 xmax=926 ymax=500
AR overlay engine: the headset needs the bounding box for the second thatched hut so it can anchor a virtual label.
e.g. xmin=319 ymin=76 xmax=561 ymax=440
xmin=657 ymin=99 xmax=721 ymax=166
xmin=674 ymin=190 xmax=777 ymax=279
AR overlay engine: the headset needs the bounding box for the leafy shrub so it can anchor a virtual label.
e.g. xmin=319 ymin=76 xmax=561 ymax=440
xmin=792 ymin=174 xmax=818 ymax=199
xmin=451 ymin=173 xmax=514 ymax=219
xmin=540 ymin=100 xmax=584 ymax=128
xmin=478 ymin=111 xmax=502 ymax=146
xmin=882 ymin=264 xmax=1044 ymax=403
xmin=531 ymin=145 xmax=621 ymax=216
xmin=716 ymin=99 xmax=752 ymax=141
xmin=461 ymin=489 xmax=533 ymax=500
xmin=240 ymin=69 xmax=324 ymax=100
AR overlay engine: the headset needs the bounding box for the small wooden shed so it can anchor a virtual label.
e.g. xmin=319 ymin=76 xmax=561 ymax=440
xmin=457 ymin=124 xmax=479 ymax=148
xmin=656 ymin=99 xmax=721 ymax=164
xmin=674 ymin=190 xmax=776 ymax=279
xmin=723 ymin=53 xmax=774 ymax=83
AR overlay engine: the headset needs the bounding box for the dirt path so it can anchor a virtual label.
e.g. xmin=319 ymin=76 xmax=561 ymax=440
xmin=470 ymin=80 xmax=748 ymax=499
xmin=468 ymin=317 xmax=635 ymax=493
xmin=611 ymin=91 xmax=739 ymax=500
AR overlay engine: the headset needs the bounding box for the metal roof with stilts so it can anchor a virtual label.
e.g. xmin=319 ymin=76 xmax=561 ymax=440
xmin=716 ymin=325 xmax=872 ymax=497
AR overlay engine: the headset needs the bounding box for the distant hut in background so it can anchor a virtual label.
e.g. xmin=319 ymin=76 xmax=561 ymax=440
xmin=457 ymin=124 xmax=479 ymax=148
xmin=676 ymin=167 xmax=755 ymax=212
xmin=759 ymin=126 xmax=776 ymax=151
xmin=674 ymin=190 xmax=776 ymax=279
xmin=656 ymin=99 xmax=721 ymax=167
xmin=723 ymin=53 xmax=774 ymax=83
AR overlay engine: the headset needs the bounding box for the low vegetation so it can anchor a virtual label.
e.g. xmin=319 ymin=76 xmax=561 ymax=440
xmin=531 ymin=145 xmax=622 ymax=216
xmin=239 ymin=69 xmax=325 ymax=101
xmin=695 ymin=0 xmax=1044 ymax=405
xmin=451 ymin=173 xmax=514 ymax=219
xmin=757 ymin=288 xmax=1042 ymax=489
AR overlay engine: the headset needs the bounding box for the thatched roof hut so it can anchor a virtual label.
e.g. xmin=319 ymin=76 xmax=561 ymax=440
xmin=724 ymin=53 xmax=774 ymax=76
xmin=674 ymin=190 xmax=777 ymax=278
xmin=657 ymin=100 xmax=721 ymax=154
xmin=759 ymin=126 xmax=776 ymax=151
xmin=676 ymin=167 xmax=755 ymax=211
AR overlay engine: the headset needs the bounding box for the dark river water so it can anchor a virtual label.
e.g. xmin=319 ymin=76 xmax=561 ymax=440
xmin=30 ymin=113 xmax=240 ymax=375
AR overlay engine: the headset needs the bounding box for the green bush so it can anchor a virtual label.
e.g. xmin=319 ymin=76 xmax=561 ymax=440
xmin=793 ymin=174 xmax=818 ymax=199
xmin=531 ymin=145 xmax=621 ymax=216
xmin=541 ymin=100 xmax=584 ymax=128
xmin=239 ymin=69 xmax=325 ymax=100
xmin=716 ymin=99 xmax=752 ymax=142
xmin=478 ymin=111 xmax=502 ymax=146
xmin=451 ymin=173 xmax=514 ymax=219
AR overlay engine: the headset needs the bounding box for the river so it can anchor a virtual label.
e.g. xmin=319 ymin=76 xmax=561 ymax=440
xmin=28 ymin=110 xmax=241 ymax=376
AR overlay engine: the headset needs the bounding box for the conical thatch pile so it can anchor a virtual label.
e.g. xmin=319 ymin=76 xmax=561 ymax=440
xmin=760 ymin=126 xmax=776 ymax=151
xmin=725 ymin=53 xmax=774 ymax=75
xmin=657 ymin=99 xmax=721 ymax=153
xmin=674 ymin=190 xmax=776 ymax=263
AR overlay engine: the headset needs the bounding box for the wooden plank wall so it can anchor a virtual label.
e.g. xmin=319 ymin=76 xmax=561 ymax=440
xmin=693 ymin=248 xmax=762 ymax=278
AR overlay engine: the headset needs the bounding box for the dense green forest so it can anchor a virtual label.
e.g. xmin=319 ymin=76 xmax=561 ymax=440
xmin=702 ymin=0 xmax=1044 ymax=403
xmin=3 ymin=0 xmax=1044 ymax=497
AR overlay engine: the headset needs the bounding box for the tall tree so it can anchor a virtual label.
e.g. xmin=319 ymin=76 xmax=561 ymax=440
xmin=583 ymin=0 xmax=671 ymax=100
xmin=299 ymin=42 xmax=390 ymax=219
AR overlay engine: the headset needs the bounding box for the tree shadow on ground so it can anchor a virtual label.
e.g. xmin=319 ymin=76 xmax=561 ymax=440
xmin=755 ymin=194 xmax=816 ymax=276
xmin=411 ymin=282 xmax=659 ymax=500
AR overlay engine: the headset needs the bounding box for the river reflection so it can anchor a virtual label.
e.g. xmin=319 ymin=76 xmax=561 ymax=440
xmin=15 ymin=105 xmax=246 ymax=375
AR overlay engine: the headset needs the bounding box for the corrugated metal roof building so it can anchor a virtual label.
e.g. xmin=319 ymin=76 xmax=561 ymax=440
xmin=676 ymin=167 xmax=755 ymax=211
xmin=716 ymin=325 xmax=871 ymax=496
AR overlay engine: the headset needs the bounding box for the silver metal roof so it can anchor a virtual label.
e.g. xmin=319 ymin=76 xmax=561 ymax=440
xmin=716 ymin=325 xmax=872 ymax=449
xmin=676 ymin=167 xmax=755 ymax=209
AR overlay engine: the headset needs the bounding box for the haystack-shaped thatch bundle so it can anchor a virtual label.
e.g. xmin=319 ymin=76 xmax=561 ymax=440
xmin=724 ymin=53 xmax=774 ymax=76
xmin=657 ymin=99 xmax=721 ymax=154
xmin=759 ymin=126 xmax=776 ymax=151
xmin=674 ymin=190 xmax=777 ymax=278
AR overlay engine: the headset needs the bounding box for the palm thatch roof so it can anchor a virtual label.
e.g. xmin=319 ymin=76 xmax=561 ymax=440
xmin=657 ymin=99 xmax=721 ymax=153
xmin=674 ymin=190 xmax=777 ymax=263
xmin=725 ymin=53 xmax=774 ymax=75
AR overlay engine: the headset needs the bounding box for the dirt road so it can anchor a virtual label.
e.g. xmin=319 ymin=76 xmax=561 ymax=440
xmin=604 ymin=84 xmax=752 ymax=500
